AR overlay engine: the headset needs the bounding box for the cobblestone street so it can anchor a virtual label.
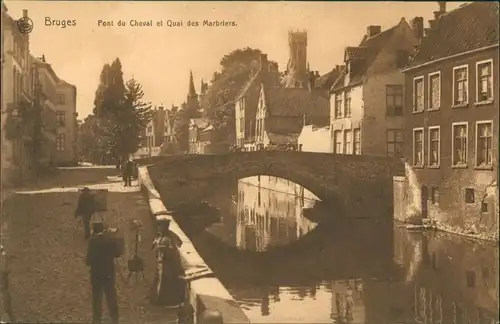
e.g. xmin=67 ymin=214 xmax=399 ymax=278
xmin=1 ymin=179 xmax=177 ymax=324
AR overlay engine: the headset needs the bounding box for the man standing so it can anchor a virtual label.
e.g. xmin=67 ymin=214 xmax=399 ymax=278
xmin=75 ymin=187 xmax=96 ymax=240
xmin=123 ymin=160 xmax=134 ymax=187
xmin=86 ymin=222 xmax=119 ymax=324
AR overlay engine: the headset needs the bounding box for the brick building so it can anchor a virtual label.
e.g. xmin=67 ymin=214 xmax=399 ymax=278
xmin=329 ymin=18 xmax=419 ymax=156
xmin=1 ymin=6 xmax=35 ymax=186
xmin=54 ymin=80 xmax=78 ymax=166
xmin=401 ymin=2 xmax=499 ymax=236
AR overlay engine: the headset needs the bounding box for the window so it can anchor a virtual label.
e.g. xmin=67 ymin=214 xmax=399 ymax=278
xmin=353 ymin=129 xmax=361 ymax=155
xmin=428 ymin=126 xmax=440 ymax=167
xmin=343 ymin=130 xmax=352 ymax=154
xmin=334 ymin=93 xmax=343 ymax=118
xmin=413 ymin=128 xmax=424 ymax=166
xmin=56 ymin=111 xmax=65 ymax=127
xmin=453 ymin=65 xmax=468 ymax=105
xmin=55 ymin=93 xmax=65 ymax=105
xmin=481 ymin=202 xmax=488 ymax=213
xmin=386 ymin=85 xmax=403 ymax=116
xmin=465 ymin=271 xmax=476 ymax=288
xmin=412 ymin=77 xmax=424 ymax=112
xmin=344 ymin=89 xmax=351 ymax=117
xmin=239 ymin=117 xmax=244 ymax=133
xmin=475 ymin=121 xmax=493 ymax=167
xmin=333 ymin=130 xmax=342 ymax=154
xmin=428 ymin=72 xmax=441 ymax=110
xmin=465 ymin=188 xmax=474 ymax=203
xmin=476 ymin=60 xmax=493 ymax=102
xmin=56 ymin=133 xmax=65 ymax=152
xmin=387 ymin=129 xmax=403 ymax=157
xmin=452 ymin=123 xmax=468 ymax=166
xmin=431 ymin=187 xmax=439 ymax=205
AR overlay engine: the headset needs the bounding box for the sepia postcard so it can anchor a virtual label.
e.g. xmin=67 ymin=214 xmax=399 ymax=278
xmin=1 ymin=1 xmax=498 ymax=323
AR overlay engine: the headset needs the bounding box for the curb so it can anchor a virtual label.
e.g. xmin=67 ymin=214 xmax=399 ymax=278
xmin=137 ymin=166 xmax=251 ymax=324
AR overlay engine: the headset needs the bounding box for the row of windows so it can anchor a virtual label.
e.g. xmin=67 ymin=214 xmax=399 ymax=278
xmin=333 ymin=85 xmax=404 ymax=119
xmin=56 ymin=133 xmax=65 ymax=152
xmin=332 ymin=128 xmax=361 ymax=155
xmin=422 ymin=185 xmax=490 ymax=213
xmin=56 ymin=111 xmax=65 ymax=127
xmin=333 ymin=89 xmax=352 ymax=119
xmin=412 ymin=121 xmax=493 ymax=168
xmin=412 ymin=59 xmax=494 ymax=113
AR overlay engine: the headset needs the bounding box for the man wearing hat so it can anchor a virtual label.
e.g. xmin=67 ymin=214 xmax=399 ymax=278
xmin=75 ymin=187 xmax=96 ymax=240
xmin=86 ymin=222 xmax=119 ymax=324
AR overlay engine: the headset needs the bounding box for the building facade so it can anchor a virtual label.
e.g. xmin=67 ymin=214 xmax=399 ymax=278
xmin=54 ymin=80 xmax=78 ymax=166
xmin=401 ymin=2 xmax=499 ymax=237
xmin=235 ymin=53 xmax=281 ymax=151
xmin=188 ymin=118 xmax=213 ymax=154
xmin=254 ymin=84 xmax=330 ymax=150
xmin=1 ymin=7 xmax=37 ymax=186
xmin=298 ymin=125 xmax=331 ymax=153
xmin=32 ymin=55 xmax=59 ymax=168
xmin=329 ymin=18 xmax=419 ymax=156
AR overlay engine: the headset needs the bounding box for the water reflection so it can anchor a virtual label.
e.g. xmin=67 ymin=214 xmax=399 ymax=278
xmin=211 ymin=176 xmax=319 ymax=251
xmin=176 ymin=175 xmax=498 ymax=324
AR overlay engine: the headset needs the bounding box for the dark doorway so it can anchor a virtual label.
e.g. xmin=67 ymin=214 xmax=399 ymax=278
xmin=421 ymin=186 xmax=428 ymax=218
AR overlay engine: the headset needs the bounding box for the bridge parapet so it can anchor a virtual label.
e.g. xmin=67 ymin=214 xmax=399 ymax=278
xmin=139 ymin=152 xmax=404 ymax=220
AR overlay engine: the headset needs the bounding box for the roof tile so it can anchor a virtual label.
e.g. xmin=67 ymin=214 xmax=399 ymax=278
xmin=407 ymin=2 xmax=499 ymax=68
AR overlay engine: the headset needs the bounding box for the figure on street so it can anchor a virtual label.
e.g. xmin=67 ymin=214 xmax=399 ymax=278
xmin=86 ymin=222 xmax=119 ymax=324
xmin=151 ymin=218 xmax=184 ymax=305
xmin=0 ymin=244 xmax=15 ymax=323
xmin=75 ymin=187 xmax=96 ymax=240
xmin=123 ymin=160 xmax=134 ymax=187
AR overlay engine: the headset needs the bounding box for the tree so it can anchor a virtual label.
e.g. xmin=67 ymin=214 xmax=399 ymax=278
xmin=200 ymin=47 xmax=280 ymax=145
xmin=84 ymin=58 xmax=152 ymax=163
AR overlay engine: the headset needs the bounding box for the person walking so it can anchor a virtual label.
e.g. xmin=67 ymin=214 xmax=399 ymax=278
xmin=123 ymin=160 xmax=134 ymax=187
xmin=75 ymin=187 xmax=96 ymax=240
xmin=86 ymin=222 xmax=119 ymax=324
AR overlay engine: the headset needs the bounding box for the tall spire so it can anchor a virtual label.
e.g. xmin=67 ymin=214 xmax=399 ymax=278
xmin=188 ymin=70 xmax=196 ymax=96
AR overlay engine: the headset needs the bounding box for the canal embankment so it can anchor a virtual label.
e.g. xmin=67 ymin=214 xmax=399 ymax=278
xmin=137 ymin=166 xmax=251 ymax=324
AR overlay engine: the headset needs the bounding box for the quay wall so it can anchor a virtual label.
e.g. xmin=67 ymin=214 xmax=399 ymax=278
xmin=137 ymin=166 xmax=251 ymax=324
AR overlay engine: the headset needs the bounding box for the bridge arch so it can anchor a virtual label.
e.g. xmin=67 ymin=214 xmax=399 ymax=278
xmin=140 ymin=151 xmax=404 ymax=220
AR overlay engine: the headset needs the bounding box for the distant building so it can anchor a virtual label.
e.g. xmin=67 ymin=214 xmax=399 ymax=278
xmin=400 ymin=2 xmax=499 ymax=236
xmin=188 ymin=117 xmax=213 ymax=154
xmin=1 ymin=7 xmax=35 ymax=186
xmin=54 ymin=80 xmax=78 ymax=166
xmin=254 ymin=82 xmax=330 ymax=150
xmin=298 ymin=125 xmax=331 ymax=153
xmin=32 ymin=55 xmax=59 ymax=169
xmin=282 ymin=30 xmax=310 ymax=88
xmin=235 ymin=53 xmax=281 ymax=151
xmin=136 ymin=105 xmax=174 ymax=158
xmin=329 ymin=18 xmax=419 ymax=156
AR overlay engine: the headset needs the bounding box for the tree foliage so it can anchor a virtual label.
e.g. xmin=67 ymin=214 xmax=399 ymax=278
xmin=200 ymin=47 xmax=279 ymax=145
xmin=78 ymin=58 xmax=152 ymax=164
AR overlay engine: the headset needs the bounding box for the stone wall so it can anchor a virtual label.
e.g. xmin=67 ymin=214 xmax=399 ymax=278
xmin=138 ymin=152 xmax=404 ymax=221
xmin=137 ymin=166 xmax=250 ymax=324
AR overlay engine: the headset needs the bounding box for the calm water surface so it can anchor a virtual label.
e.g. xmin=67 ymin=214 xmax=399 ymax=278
xmin=174 ymin=176 xmax=499 ymax=324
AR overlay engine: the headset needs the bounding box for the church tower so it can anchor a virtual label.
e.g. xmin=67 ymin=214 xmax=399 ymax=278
xmin=282 ymin=30 xmax=309 ymax=88
xmin=185 ymin=70 xmax=200 ymax=116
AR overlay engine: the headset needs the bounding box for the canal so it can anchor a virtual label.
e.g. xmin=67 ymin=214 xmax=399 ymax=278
xmin=172 ymin=176 xmax=499 ymax=324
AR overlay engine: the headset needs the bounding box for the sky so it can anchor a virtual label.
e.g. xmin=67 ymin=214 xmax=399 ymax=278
xmin=5 ymin=1 xmax=466 ymax=120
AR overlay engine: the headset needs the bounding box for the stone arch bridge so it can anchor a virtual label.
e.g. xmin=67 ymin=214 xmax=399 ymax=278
xmin=135 ymin=152 xmax=404 ymax=220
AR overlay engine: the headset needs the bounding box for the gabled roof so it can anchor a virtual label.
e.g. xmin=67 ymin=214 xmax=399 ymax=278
xmin=263 ymin=87 xmax=330 ymax=118
xmin=406 ymin=2 xmax=499 ymax=69
xmin=331 ymin=22 xmax=400 ymax=91
xmin=315 ymin=66 xmax=344 ymax=90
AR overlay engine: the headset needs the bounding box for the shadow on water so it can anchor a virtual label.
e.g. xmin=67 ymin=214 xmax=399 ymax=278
xmin=168 ymin=175 xmax=499 ymax=324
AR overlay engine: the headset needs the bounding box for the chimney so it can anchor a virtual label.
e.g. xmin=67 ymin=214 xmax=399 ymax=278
xmin=22 ymin=9 xmax=27 ymax=17
xmin=366 ymin=25 xmax=381 ymax=38
xmin=428 ymin=19 xmax=437 ymax=29
xmin=260 ymin=54 xmax=268 ymax=71
xmin=411 ymin=17 xmax=424 ymax=41
xmin=438 ymin=1 xmax=446 ymax=13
